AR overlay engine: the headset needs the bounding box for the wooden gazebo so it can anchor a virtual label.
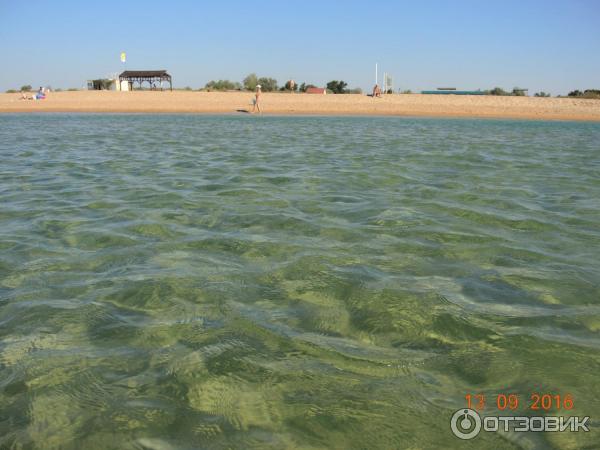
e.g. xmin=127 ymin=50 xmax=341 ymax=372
xmin=118 ymin=70 xmax=172 ymax=91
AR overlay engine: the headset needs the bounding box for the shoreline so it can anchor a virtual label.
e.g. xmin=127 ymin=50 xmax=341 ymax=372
xmin=4 ymin=111 xmax=600 ymax=124
xmin=2 ymin=91 xmax=600 ymax=122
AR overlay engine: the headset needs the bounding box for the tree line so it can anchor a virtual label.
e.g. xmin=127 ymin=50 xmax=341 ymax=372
xmin=567 ymin=89 xmax=600 ymax=99
xmin=202 ymin=73 xmax=361 ymax=93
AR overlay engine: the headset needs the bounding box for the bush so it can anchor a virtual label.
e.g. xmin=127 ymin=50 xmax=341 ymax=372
xmin=243 ymin=73 xmax=258 ymax=90
xmin=489 ymin=87 xmax=509 ymax=96
xmin=583 ymin=89 xmax=600 ymax=99
xmin=257 ymin=77 xmax=278 ymax=91
xmin=20 ymin=85 xmax=32 ymax=92
xmin=567 ymin=89 xmax=600 ymax=99
xmin=6 ymin=89 xmax=18 ymax=93
xmin=204 ymin=80 xmax=241 ymax=91
xmin=534 ymin=92 xmax=551 ymax=97
xmin=326 ymin=80 xmax=348 ymax=94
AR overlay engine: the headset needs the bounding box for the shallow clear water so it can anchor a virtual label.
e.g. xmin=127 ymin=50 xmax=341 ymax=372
xmin=1 ymin=114 xmax=599 ymax=449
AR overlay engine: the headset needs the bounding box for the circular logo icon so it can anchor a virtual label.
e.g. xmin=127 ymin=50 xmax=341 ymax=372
xmin=450 ymin=408 xmax=481 ymax=440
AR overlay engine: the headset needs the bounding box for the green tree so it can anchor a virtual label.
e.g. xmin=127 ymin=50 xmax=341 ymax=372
xmin=568 ymin=90 xmax=582 ymax=97
xmin=20 ymin=85 xmax=32 ymax=92
xmin=243 ymin=73 xmax=258 ymax=90
xmin=326 ymin=80 xmax=348 ymax=94
xmin=534 ymin=92 xmax=550 ymax=97
xmin=257 ymin=77 xmax=278 ymax=91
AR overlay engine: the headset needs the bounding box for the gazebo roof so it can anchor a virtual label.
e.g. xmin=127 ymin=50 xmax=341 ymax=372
xmin=119 ymin=70 xmax=171 ymax=78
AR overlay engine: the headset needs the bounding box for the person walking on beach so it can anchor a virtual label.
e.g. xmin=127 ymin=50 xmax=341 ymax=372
xmin=251 ymin=84 xmax=262 ymax=113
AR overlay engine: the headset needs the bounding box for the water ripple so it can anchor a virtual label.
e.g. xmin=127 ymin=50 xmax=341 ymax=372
xmin=1 ymin=114 xmax=599 ymax=449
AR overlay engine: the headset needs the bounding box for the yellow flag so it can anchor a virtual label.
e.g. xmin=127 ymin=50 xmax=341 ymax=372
xmin=120 ymin=52 xmax=126 ymax=63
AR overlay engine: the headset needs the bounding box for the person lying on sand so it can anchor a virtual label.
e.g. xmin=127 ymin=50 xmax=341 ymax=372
xmin=19 ymin=91 xmax=33 ymax=100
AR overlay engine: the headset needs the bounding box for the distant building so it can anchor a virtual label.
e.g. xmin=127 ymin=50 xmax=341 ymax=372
xmin=118 ymin=71 xmax=172 ymax=91
xmin=306 ymin=87 xmax=326 ymax=95
xmin=87 ymin=79 xmax=118 ymax=90
xmin=87 ymin=71 xmax=173 ymax=91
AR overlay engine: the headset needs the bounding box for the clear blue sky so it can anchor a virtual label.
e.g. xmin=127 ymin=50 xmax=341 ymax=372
xmin=1 ymin=0 xmax=598 ymax=95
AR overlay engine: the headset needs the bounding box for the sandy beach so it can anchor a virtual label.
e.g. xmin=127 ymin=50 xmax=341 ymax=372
xmin=1 ymin=90 xmax=600 ymax=121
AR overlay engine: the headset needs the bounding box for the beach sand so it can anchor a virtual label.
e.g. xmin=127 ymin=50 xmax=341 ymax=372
xmin=1 ymin=91 xmax=600 ymax=121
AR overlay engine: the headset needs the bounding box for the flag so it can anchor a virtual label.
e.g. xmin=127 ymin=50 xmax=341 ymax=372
xmin=120 ymin=52 xmax=126 ymax=63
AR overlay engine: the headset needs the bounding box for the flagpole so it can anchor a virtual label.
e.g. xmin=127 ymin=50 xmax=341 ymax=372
xmin=120 ymin=52 xmax=127 ymax=90
xmin=375 ymin=63 xmax=378 ymax=86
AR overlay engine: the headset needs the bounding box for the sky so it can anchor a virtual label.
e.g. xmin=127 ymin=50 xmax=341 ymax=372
xmin=0 ymin=0 xmax=599 ymax=95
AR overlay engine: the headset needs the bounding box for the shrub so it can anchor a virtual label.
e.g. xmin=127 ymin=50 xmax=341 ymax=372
xmin=534 ymin=92 xmax=551 ymax=97
xmin=20 ymin=85 xmax=32 ymax=92
xmin=6 ymin=89 xmax=18 ymax=93
xmin=583 ymin=89 xmax=600 ymax=99
xmin=489 ymin=87 xmax=508 ymax=96
xmin=204 ymin=80 xmax=241 ymax=91
xmin=567 ymin=89 xmax=600 ymax=98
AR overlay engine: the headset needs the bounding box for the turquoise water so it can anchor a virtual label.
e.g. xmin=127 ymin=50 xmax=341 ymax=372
xmin=1 ymin=114 xmax=599 ymax=449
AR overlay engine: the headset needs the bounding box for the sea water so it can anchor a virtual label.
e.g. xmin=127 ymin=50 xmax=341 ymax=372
xmin=1 ymin=114 xmax=599 ymax=449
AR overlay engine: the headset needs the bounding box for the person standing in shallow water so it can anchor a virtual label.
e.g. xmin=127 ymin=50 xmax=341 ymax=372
xmin=251 ymin=84 xmax=262 ymax=113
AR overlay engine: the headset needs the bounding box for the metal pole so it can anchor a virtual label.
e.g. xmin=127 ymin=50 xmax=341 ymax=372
xmin=375 ymin=63 xmax=378 ymax=86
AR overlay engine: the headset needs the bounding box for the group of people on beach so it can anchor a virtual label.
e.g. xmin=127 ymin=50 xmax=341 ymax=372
xmin=14 ymin=82 xmax=382 ymax=112
xmin=20 ymin=87 xmax=47 ymax=101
